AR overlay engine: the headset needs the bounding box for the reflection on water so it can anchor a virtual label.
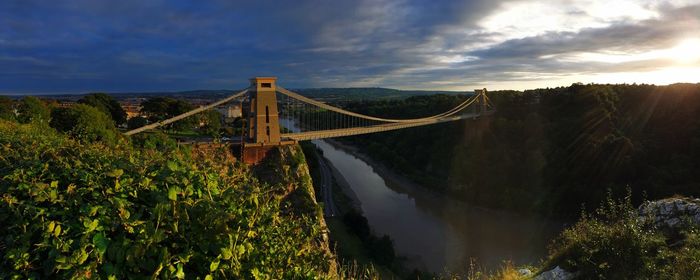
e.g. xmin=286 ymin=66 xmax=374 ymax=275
xmin=312 ymin=139 xmax=560 ymax=273
xmin=281 ymin=118 xmax=559 ymax=272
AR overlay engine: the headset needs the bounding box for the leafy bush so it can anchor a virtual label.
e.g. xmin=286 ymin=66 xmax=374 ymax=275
xmin=545 ymin=193 xmax=700 ymax=279
xmin=130 ymin=131 xmax=178 ymax=152
xmin=50 ymin=104 xmax=118 ymax=143
xmin=666 ymin=230 xmax=700 ymax=278
xmin=198 ymin=110 xmax=222 ymax=137
xmin=343 ymin=210 xmax=370 ymax=241
xmin=341 ymin=210 xmax=395 ymax=266
xmin=369 ymin=236 xmax=395 ymax=266
xmin=16 ymin=96 xmax=50 ymax=124
xmin=0 ymin=120 xmax=331 ymax=279
xmin=0 ymin=96 xmax=14 ymax=120
xmin=78 ymin=93 xmax=128 ymax=126
xmin=127 ymin=116 xmax=148 ymax=130
xmin=140 ymin=97 xmax=196 ymax=131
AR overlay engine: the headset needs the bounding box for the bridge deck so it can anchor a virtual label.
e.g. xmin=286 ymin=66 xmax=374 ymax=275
xmin=282 ymin=112 xmax=483 ymax=141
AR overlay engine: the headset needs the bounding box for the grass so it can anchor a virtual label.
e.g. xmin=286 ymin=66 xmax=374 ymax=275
xmin=439 ymin=260 xmax=529 ymax=280
xmin=539 ymin=193 xmax=700 ymax=279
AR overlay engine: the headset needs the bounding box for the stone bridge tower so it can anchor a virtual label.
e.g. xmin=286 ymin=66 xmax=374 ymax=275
xmin=243 ymin=77 xmax=286 ymax=164
xmin=247 ymin=77 xmax=281 ymax=145
xmin=476 ymin=88 xmax=488 ymax=114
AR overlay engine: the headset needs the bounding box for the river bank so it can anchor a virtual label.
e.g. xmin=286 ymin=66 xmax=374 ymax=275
xmin=325 ymin=155 xmax=362 ymax=212
xmin=324 ymin=139 xmax=440 ymax=205
xmin=314 ymin=139 xmax=562 ymax=273
xmin=317 ymin=141 xmax=429 ymax=277
xmin=325 ymin=139 xmax=561 ymax=221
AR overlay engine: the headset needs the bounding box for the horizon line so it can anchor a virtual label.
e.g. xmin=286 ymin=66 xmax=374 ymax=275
xmin=2 ymin=81 xmax=699 ymax=96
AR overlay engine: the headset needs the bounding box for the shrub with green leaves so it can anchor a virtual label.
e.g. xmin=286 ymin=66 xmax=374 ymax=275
xmin=0 ymin=96 xmax=14 ymax=121
xmin=16 ymin=96 xmax=50 ymax=124
xmin=50 ymin=104 xmax=118 ymax=144
xmin=545 ymin=193 xmax=700 ymax=279
xmin=78 ymin=93 xmax=128 ymax=126
xmin=130 ymin=131 xmax=178 ymax=152
xmin=0 ymin=120 xmax=331 ymax=279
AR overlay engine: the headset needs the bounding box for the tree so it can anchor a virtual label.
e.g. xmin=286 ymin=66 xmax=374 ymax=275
xmin=127 ymin=116 xmax=148 ymax=130
xmin=130 ymin=131 xmax=177 ymax=152
xmin=370 ymin=235 xmax=395 ymax=266
xmin=0 ymin=96 xmax=14 ymax=120
xmin=50 ymin=104 xmax=117 ymax=143
xmin=199 ymin=110 xmax=222 ymax=137
xmin=78 ymin=93 xmax=127 ymax=126
xmin=342 ymin=210 xmax=371 ymax=241
xmin=16 ymin=96 xmax=50 ymax=124
xmin=140 ymin=97 xmax=196 ymax=131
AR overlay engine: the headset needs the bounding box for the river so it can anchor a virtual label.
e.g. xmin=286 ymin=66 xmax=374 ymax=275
xmin=280 ymin=118 xmax=560 ymax=273
xmin=310 ymin=139 xmax=561 ymax=273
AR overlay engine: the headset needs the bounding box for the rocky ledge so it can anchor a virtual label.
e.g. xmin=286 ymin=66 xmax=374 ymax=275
xmin=638 ymin=197 xmax=700 ymax=235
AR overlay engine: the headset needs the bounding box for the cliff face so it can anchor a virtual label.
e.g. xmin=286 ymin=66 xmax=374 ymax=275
xmin=253 ymin=145 xmax=337 ymax=276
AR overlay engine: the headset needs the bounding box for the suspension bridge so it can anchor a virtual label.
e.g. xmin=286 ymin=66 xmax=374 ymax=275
xmin=124 ymin=77 xmax=495 ymax=163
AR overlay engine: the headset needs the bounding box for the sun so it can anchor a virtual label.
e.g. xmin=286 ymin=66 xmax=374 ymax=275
xmin=668 ymin=38 xmax=700 ymax=64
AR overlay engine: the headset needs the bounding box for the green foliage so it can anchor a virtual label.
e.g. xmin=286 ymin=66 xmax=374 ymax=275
xmin=130 ymin=131 xmax=178 ymax=152
xmin=16 ymin=96 xmax=50 ymax=124
xmin=49 ymin=104 xmax=118 ymax=143
xmin=127 ymin=116 xmax=148 ymax=130
xmin=668 ymin=231 xmax=700 ymax=279
xmin=341 ymin=83 xmax=700 ymax=217
xmin=0 ymin=96 xmax=14 ymax=120
xmin=341 ymin=210 xmax=395 ymax=266
xmin=334 ymin=261 xmax=381 ymax=280
xmin=78 ymin=93 xmax=128 ymax=126
xmin=0 ymin=120 xmax=331 ymax=279
xmin=545 ymin=192 xmax=700 ymax=279
xmin=369 ymin=236 xmax=395 ymax=266
xmin=300 ymin=142 xmax=320 ymax=171
xmin=229 ymin=117 xmax=247 ymax=136
xmin=343 ymin=210 xmax=371 ymax=241
xmin=140 ymin=97 xmax=196 ymax=131
xmin=199 ymin=110 xmax=222 ymax=137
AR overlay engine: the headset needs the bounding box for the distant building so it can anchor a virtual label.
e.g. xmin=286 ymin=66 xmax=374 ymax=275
xmin=120 ymin=100 xmax=144 ymax=119
xmin=216 ymin=104 xmax=242 ymax=122
xmin=56 ymin=101 xmax=76 ymax=108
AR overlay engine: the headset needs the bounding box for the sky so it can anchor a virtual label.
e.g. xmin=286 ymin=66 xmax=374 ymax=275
xmin=1 ymin=0 xmax=699 ymax=93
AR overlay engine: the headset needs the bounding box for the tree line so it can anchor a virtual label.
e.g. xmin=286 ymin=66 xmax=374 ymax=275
xmin=0 ymin=94 xmax=228 ymax=144
xmin=339 ymin=83 xmax=700 ymax=217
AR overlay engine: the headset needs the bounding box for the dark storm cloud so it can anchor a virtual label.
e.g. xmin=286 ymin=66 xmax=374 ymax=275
xmin=0 ymin=0 xmax=698 ymax=93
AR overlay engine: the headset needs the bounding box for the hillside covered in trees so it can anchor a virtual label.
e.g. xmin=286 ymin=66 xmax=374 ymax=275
xmin=0 ymin=102 xmax=336 ymax=278
xmin=341 ymin=83 xmax=700 ymax=217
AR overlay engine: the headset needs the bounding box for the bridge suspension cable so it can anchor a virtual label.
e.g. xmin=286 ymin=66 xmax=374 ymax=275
xmin=123 ymin=88 xmax=249 ymax=136
xmin=276 ymin=87 xmax=493 ymax=141
xmin=122 ymin=79 xmax=494 ymax=141
xmin=276 ymin=87 xmax=481 ymax=123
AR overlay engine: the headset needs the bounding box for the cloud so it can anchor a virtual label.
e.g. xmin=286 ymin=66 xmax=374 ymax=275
xmin=471 ymin=6 xmax=700 ymax=59
xmin=0 ymin=0 xmax=699 ymax=93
